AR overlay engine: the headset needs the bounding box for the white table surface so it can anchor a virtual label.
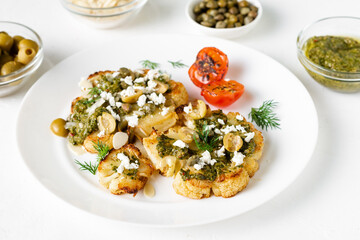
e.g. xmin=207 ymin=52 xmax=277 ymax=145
xmin=1 ymin=0 xmax=360 ymax=239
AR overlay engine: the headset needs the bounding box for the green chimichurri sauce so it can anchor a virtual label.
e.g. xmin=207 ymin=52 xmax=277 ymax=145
xmin=156 ymin=135 xmax=192 ymax=159
xmin=304 ymin=36 xmax=360 ymax=73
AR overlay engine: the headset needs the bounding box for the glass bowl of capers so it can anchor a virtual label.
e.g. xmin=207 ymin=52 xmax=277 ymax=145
xmin=0 ymin=21 xmax=43 ymax=97
xmin=186 ymin=0 xmax=262 ymax=39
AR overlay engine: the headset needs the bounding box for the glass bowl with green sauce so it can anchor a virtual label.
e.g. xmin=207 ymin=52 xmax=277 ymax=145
xmin=297 ymin=16 xmax=360 ymax=92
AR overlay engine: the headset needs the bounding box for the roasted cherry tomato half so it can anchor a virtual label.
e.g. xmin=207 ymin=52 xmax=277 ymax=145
xmin=200 ymin=80 xmax=245 ymax=108
xmin=188 ymin=47 xmax=229 ymax=87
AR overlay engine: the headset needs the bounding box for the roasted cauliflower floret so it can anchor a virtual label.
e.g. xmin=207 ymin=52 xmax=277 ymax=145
xmin=143 ymin=102 xmax=264 ymax=199
xmin=83 ymin=131 xmax=114 ymax=154
xmin=98 ymin=144 xmax=154 ymax=195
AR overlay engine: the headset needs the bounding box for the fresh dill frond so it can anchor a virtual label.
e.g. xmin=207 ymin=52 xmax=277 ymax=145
xmin=75 ymin=141 xmax=110 ymax=175
xmin=88 ymin=87 xmax=101 ymax=97
xmin=248 ymin=100 xmax=281 ymax=131
xmin=139 ymin=60 xmax=160 ymax=69
xmin=93 ymin=140 xmax=110 ymax=161
xmin=74 ymin=159 xmax=98 ymax=175
xmin=194 ymin=125 xmax=219 ymax=152
xmin=168 ymin=60 xmax=188 ymax=69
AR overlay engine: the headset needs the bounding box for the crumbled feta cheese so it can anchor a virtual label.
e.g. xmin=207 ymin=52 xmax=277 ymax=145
xmin=184 ymin=103 xmax=192 ymax=114
xmin=146 ymin=80 xmax=157 ymax=92
xmin=161 ymin=107 xmax=170 ymax=116
xmin=218 ymin=119 xmax=225 ymax=125
xmin=232 ymin=151 xmax=245 ymax=166
xmin=97 ymin=130 xmax=105 ymax=137
xmin=120 ymin=86 xmax=136 ymax=97
xmin=236 ymin=114 xmax=243 ymax=121
xmin=78 ymin=77 xmax=92 ymax=92
xmin=125 ymin=115 xmax=139 ymax=127
xmin=214 ymin=128 xmax=222 ymax=135
xmin=194 ymin=151 xmax=217 ymax=170
xmin=116 ymin=153 xmax=139 ymax=174
xmin=236 ymin=125 xmax=246 ymax=133
xmin=115 ymin=102 xmax=122 ymax=108
xmin=106 ymin=106 xmax=121 ymax=121
xmin=205 ymin=124 xmax=216 ymax=131
xmin=146 ymin=69 xmax=160 ymax=81
xmin=216 ymin=146 xmax=226 ymax=157
xmin=134 ymin=77 xmax=145 ymax=83
xmin=244 ymin=132 xmax=255 ymax=142
xmin=112 ymin=72 xmax=120 ymax=78
xmin=122 ymin=76 xmax=133 ymax=86
xmin=79 ymin=123 xmax=84 ymax=128
xmin=220 ymin=125 xmax=237 ymax=135
xmin=133 ymin=110 xmax=145 ymax=116
xmin=86 ymin=98 xmax=105 ymax=115
xmin=65 ymin=122 xmax=76 ymax=129
xmin=148 ymin=93 xmax=166 ymax=105
xmin=100 ymin=91 xmax=116 ymax=107
xmin=137 ymin=95 xmax=147 ymax=107
xmin=173 ymin=140 xmax=188 ymax=148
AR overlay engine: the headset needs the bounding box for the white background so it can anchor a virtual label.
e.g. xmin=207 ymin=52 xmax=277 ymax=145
xmin=1 ymin=0 xmax=360 ymax=239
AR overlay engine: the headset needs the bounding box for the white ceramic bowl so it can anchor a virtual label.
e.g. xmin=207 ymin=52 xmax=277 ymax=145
xmin=60 ymin=0 xmax=148 ymax=29
xmin=185 ymin=0 xmax=262 ymax=39
xmin=0 ymin=21 xmax=43 ymax=97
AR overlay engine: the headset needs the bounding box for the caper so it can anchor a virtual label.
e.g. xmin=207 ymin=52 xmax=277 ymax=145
xmin=0 ymin=33 xmax=14 ymax=52
xmin=244 ymin=16 xmax=254 ymax=25
xmin=235 ymin=22 xmax=243 ymax=27
xmin=248 ymin=10 xmax=258 ymax=18
xmin=215 ymin=21 xmax=227 ymax=28
xmin=240 ymin=7 xmax=250 ymax=15
xmin=224 ymin=12 xmax=231 ymax=18
xmin=229 ymin=7 xmax=239 ymax=15
xmin=193 ymin=4 xmax=202 ymax=14
xmin=0 ymin=61 xmax=23 ymax=75
xmin=218 ymin=0 xmax=227 ymax=8
xmin=228 ymin=14 xmax=238 ymax=24
xmin=227 ymin=0 xmax=236 ymax=8
xmin=199 ymin=2 xmax=206 ymax=9
xmin=201 ymin=13 xmax=211 ymax=22
xmin=207 ymin=9 xmax=218 ymax=17
xmin=238 ymin=0 xmax=249 ymax=8
xmin=50 ymin=118 xmax=69 ymax=137
xmin=237 ymin=14 xmax=244 ymax=24
xmin=250 ymin=5 xmax=258 ymax=12
xmin=196 ymin=15 xmax=204 ymax=22
xmin=201 ymin=21 xmax=214 ymax=27
xmin=214 ymin=14 xmax=225 ymax=21
xmin=227 ymin=22 xmax=235 ymax=28
xmin=206 ymin=0 xmax=218 ymax=9
xmin=218 ymin=7 xmax=226 ymax=14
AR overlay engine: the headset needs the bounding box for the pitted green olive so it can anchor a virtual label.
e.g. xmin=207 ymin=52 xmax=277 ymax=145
xmin=0 ymin=33 xmax=14 ymax=52
xmin=1 ymin=61 xmax=23 ymax=76
xmin=18 ymin=39 xmax=39 ymax=52
xmin=17 ymin=47 xmax=36 ymax=65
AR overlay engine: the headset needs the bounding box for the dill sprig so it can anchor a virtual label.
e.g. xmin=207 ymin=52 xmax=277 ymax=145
xmin=139 ymin=60 xmax=160 ymax=69
xmin=74 ymin=140 xmax=110 ymax=175
xmin=194 ymin=125 xmax=219 ymax=152
xmin=168 ymin=60 xmax=188 ymax=69
xmin=88 ymin=87 xmax=101 ymax=97
xmin=74 ymin=160 xmax=98 ymax=175
xmin=248 ymin=100 xmax=281 ymax=131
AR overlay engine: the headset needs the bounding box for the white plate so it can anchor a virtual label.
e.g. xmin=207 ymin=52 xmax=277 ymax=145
xmin=16 ymin=34 xmax=318 ymax=227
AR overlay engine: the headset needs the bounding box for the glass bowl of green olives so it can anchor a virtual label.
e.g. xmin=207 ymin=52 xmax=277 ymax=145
xmin=60 ymin=0 xmax=148 ymax=29
xmin=297 ymin=16 xmax=360 ymax=93
xmin=0 ymin=21 xmax=43 ymax=97
xmin=186 ymin=0 xmax=262 ymax=39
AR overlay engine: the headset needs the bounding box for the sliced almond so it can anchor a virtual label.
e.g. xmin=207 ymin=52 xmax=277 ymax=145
xmin=112 ymin=132 xmax=129 ymax=149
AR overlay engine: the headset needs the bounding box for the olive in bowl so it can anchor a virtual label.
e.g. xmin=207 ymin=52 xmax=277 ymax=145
xmin=297 ymin=16 xmax=360 ymax=92
xmin=185 ymin=0 xmax=262 ymax=39
xmin=0 ymin=21 xmax=43 ymax=97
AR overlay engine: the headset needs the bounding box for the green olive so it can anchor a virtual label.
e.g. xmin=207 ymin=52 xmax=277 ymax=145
xmin=0 ymin=54 xmax=13 ymax=68
xmin=12 ymin=35 xmax=24 ymax=52
xmin=0 ymin=61 xmax=23 ymax=75
xmin=17 ymin=47 xmax=36 ymax=65
xmin=18 ymin=39 xmax=39 ymax=52
xmin=50 ymin=118 xmax=69 ymax=137
xmin=0 ymin=33 xmax=14 ymax=52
